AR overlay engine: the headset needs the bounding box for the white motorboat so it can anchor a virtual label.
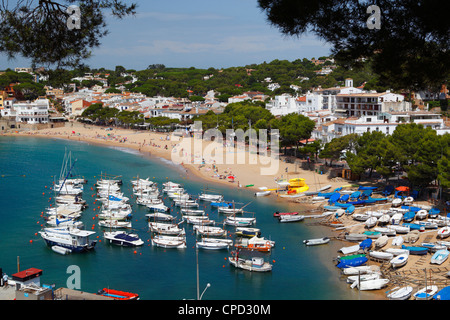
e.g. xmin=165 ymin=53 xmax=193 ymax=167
xmin=303 ymin=237 xmax=330 ymax=246
xmin=390 ymin=253 xmax=409 ymax=268
xmin=390 ymin=213 xmax=403 ymax=225
xmin=46 ymin=216 xmax=83 ymax=229
xmin=353 ymin=213 xmax=371 ymax=222
xmin=39 ymin=227 xmax=96 ymax=253
xmin=385 ymin=248 xmax=409 ymax=256
xmin=342 ymin=265 xmax=380 ymax=276
xmin=414 ymin=285 xmax=438 ymax=300
xmin=386 ymin=286 xmax=413 ymax=300
xmin=373 ymin=227 xmax=396 ymax=237
xmin=377 ymin=214 xmax=390 ymax=226
xmin=255 ymin=190 xmax=270 ymax=197
xmin=229 ymin=256 xmax=272 ymax=272
xmin=388 ymin=225 xmax=410 ymax=234
xmin=279 ymin=214 xmax=304 ymax=223
xmin=104 ymin=231 xmax=144 ymax=247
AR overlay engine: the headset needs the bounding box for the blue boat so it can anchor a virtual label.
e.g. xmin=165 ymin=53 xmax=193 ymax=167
xmin=339 ymin=194 xmax=349 ymax=203
xmin=359 ymin=238 xmax=372 ymax=250
xmin=349 ymin=191 xmax=361 ymax=200
xmin=336 ymin=256 xmax=368 ymax=268
xmin=402 ymin=223 xmax=423 ymax=231
xmin=345 ymin=205 xmax=355 ymax=214
xmin=429 ymin=208 xmax=440 ymax=218
xmin=382 ymin=185 xmax=394 ymax=196
xmin=358 ymin=186 xmax=378 ymax=191
xmin=211 ymin=202 xmax=232 ymax=207
xmin=434 ymin=286 xmax=450 ymax=300
xmin=401 ymin=205 xmax=421 ymax=212
xmin=334 ymin=202 xmax=353 ymax=208
xmin=402 ymin=211 xmax=416 ymax=222
xmin=323 ymin=205 xmax=341 ymax=211
xmin=328 ymin=193 xmax=341 ymax=204
xmin=318 ymin=191 xmax=338 ymax=199
xmin=401 ymin=245 xmax=429 ymax=255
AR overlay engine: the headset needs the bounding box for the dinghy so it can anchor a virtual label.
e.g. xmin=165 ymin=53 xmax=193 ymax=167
xmin=401 ymin=245 xmax=429 ymax=255
xmin=391 ymin=235 xmax=404 ymax=246
xmin=438 ymin=226 xmax=450 ymax=239
xmin=303 ymin=237 xmax=330 ymax=246
xmin=431 ymin=249 xmax=449 ymax=265
xmin=386 ymin=286 xmax=413 ymax=300
xmin=414 ymin=285 xmax=438 ymax=300
xmin=374 ymin=235 xmax=389 ymax=249
xmin=342 ymin=265 xmax=379 ymax=276
xmin=278 ymin=214 xmax=304 ymax=223
xmin=346 ymin=272 xmax=380 ymax=284
xmin=369 ymin=251 xmax=393 ymax=260
xmin=352 ymin=278 xmax=389 ymax=291
xmin=390 ymin=253 xmax=409 ymax=268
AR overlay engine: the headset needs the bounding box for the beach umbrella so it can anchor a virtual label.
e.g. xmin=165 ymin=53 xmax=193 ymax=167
xmin=396 ymin=186 xmax=410 ymax=192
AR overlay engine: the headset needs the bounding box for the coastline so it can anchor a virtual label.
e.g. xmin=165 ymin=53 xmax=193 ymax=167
xmin=4 ymin=123 xmax=448 ymax=300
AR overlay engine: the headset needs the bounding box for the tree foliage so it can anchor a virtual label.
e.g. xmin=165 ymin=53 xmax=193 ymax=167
xmin=258 ymin=0 xmax=450 ymax=91
xmin=0 ymin=0 xmax=137 ymax=68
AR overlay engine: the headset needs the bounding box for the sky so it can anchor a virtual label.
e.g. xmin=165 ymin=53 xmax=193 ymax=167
xmin=1 ymin=0 xmax=332 ymax=70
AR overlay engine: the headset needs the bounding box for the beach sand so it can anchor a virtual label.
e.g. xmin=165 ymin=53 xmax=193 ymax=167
xmin=6 ymin=122 xmax=450 ymax=300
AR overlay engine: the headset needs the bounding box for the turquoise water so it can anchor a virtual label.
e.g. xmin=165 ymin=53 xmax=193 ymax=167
xmin=0 ymin=136 xmax=367 ymax=300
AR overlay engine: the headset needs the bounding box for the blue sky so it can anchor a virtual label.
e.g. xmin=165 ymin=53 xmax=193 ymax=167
xmin=1 ymin=0 xmax=332 ymax=70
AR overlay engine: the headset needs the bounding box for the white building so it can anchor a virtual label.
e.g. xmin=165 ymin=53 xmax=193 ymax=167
xmin=6 ymin=98 xmax=50 ymax=124
xmin=335 ymin=91 xmax=411 ymax=117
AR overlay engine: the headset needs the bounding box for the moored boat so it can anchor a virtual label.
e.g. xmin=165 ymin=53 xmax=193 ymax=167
xmin=303 ymin=237 xmax=330 ymax=246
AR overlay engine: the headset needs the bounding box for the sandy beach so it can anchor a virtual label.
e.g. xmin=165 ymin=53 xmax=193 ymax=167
xmin=5 ymin=122 xmax=450 ymax=300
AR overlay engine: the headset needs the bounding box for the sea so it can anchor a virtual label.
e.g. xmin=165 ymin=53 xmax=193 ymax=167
xmin=0 ymin=136 xmax=376 ymax=301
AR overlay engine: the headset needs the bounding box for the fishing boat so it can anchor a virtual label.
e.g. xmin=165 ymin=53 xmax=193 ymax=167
xmin=431 ymin=249 xmax=449 ymax=265
xmin=229 ymin=254 xmax=272 ymax=272
xmin=39 ymin=227 xmax=96 ymax=253
xmin=234 ymin=227 xmax=261 ymax=238
xmin=174 ymin=199 xmax=199 ymax=208
xmin=342 ymin=266 xmax=378 ymax=276
xmin=194 ymin=225 xmax=227 ymax=237
xmin=148 ymin=222 xmax=185 ymax=236
xmin=414 ymin=285 xmax=438 ymax=300
xmin=186 ymin=216 xmax=215 ymax=226
xmin=104 ymin=231 xmax=144 ymax=247
xmin=146 ymin=202 xmax=169 ymax=213
xmin=303 ymin=237 xmax=330 ymax=246
xmin=345 ymin=233 xmax=367 ymax=242
xmin=151 ymin=235 xmax=186 ymax=249
xmin=401 ymin=245 xmax=429 ymax=255
xmin=388 ymin=225 xmax=410 ymax=234
xmin=145 ymin=212 xmax=175 ymax=222
xmin=390 ymin=253 xmax=409 ymax=268
xmin=278 ymin=214 xmax=304 ymax=223
xmin=234 ymin=236 xmax=273 ymax=252
xmin=421 ymin=242 xmax=447 ymax=252
xmin=218 ymin=207 xmax=243 ymax=214
xmin=416 ymin=209 xmax=428 ymax=220
xmin=377 ymin=214 xmax=390 ymax=226
xmin=373 ymin=227 xmax=396 ymax=237
xmin=199 ymin=193 xmax=223 ymax=202
xmin=391 ymin=235 xmax=404 ymax=247
xmin=196 ymin=238 xmax=232 ymax=250
xmin=225 ymin=216 xmax=256 ymax=226
xmin=181 ymin=209 xmax=205 ymax=216
xmin=210 ymin=202 xmax=232 ymax=207
xmin=359 ymin=238 xmax=373 ymax=251
xmin=386 ymin=286 xmax=413 ymax=300
xmin=98 ymin=220 xmax=132 ymax=229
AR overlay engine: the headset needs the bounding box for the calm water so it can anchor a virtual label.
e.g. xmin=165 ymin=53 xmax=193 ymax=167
xmin=0 ymin=136 xmax=370 ymax=300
